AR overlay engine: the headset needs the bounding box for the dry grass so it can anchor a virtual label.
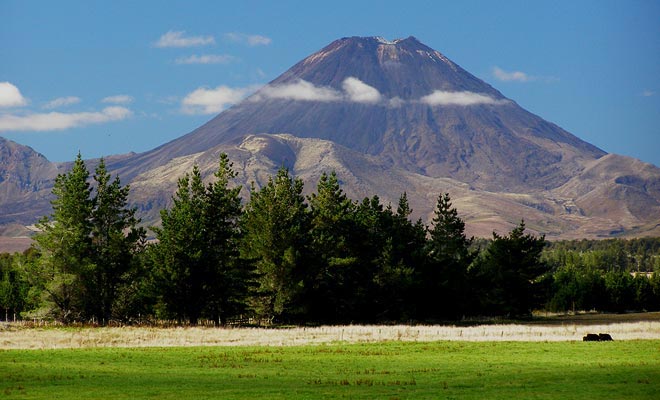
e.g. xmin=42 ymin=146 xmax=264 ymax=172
xmin=2 ymin=318 xmax=660 ymax=350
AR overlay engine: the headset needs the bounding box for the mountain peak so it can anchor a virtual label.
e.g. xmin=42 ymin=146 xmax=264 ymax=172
xmin=277 ymin=35 xmax=498 ymax=102
xmin=131 ymin=35 xmax=604 ymax=193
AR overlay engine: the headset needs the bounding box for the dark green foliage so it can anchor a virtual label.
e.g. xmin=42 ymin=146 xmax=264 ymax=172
xmin=240 ymin=167 xmax=309 ymax=321
xmin=26 ymin=154 xmax=144 ymax=324
xmin=30 ymin=153 xmax=94 ymax=322
xmin=547 ymin=266 xmax=607 ymax=312
xmin=306 ymin=171 xmax=361 ymax=322
xmin=153 ymin=155 xmax=254 ymax=325
xmin=203 ymin=154 xmax=255 ymax=325
xmin=472 ymin=221 xmax=548 ymax=317
xmin=87 ymin=159 xmax=146 ymax=323
xmin=0 ymin=250 xmax=38 ymax=321
xmin=367 ymin=193 xmax=426 ymax=321
xmin=418 ymin=193 xmax=475 ymax=320
xmin=152 ymin=166 xmax=207 ymax=323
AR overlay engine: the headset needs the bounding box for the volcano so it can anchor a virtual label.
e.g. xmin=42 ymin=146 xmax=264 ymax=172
xmin=112 ymin=36 xmax=605 ymax=193
xmin=2 ymin=36 xmax=660 ymax=243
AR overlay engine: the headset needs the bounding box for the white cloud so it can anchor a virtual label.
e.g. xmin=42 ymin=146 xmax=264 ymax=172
xmin=255 ymin=78 xmax=382 ymax=104
xmin=155 ymin=30 xmax=215 ymax=48
xmin=181 ymin=85 xmax=258 ymax=115
xmin=224 ymin=32 xmax=272 ymax=46
xmin=175 ymin=54 xmax=237 ymax=65
xmin=0 ymin=82 xmax=28 ymax=108
xmin=102 ymin=95 xmax=134 ymax=104
xmin=43 ymin=96 xmax=81 ymax=109
xmin=642 ymin=90 xmax=655 ymax=97
xmin=388 ymin=97 xmax=405 ymax=107
xmin=0 ymin=107 xmax=132 ymax=132
xmin=492 ymin=66 xmax=531 ymax=82
xmin=342 ymin=77 xmax=382 ymax=103
xmin=256 ymin=79 xmax=342 ymax=102
xmin=420 ymin=91 xmax=507 ymax=106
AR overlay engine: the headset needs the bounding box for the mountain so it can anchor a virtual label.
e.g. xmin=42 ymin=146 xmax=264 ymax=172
xmin=112 ymin=36 xmax=604 ymax=193
xmin=0 ymin=137 xmax=60 ymax=227
xmin=2 ymin=36 xmax=660 ymax=251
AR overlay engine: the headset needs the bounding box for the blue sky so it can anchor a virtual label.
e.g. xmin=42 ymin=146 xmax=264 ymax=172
xmin=1 ymin=0 xmax=659 ymax=166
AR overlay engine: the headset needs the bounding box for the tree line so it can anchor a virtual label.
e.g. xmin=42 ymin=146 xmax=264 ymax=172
xmin=1 ymin=153 xmax=659 ymax=325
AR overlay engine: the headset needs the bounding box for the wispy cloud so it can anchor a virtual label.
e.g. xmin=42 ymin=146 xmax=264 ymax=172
xmin=102 ymin=95 xmax=134 ymax=104
xmin=342 ymin=77 xmax=382 ymax=103
xmin=0 ymin=82 xmax=28 ymax=108
xmin=256 ymin=80 xmax=341 ymax=102
xmin=224 ymin=32 xmax=272 ymax=46
xmin=181 ymin=85 xmax=259 ymax=115
xmin=420 ymin=91 xmax=508 ymax=106
xmin=155 ymin=30 xmax=215 ymax=48
xmin=43 ymin=96 xmax=81 ymax=109
xmin=492 ymin=66 xmax=531 ymax=82
xmin=175 ymin=54 xmax=237 ymax=65
xmin=0 ymin=107 xmax=132 ymax=132
xmin=642 ymin=90 xmax=655 ymax=97
xmin=254 ymin=77 xmax=382 ymax=104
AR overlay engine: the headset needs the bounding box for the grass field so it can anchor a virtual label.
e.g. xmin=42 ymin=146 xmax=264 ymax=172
xmin=1 ymin=340 xmax=659 ymax=399
xmin=2 ymin=318 xmax=660 ymax=349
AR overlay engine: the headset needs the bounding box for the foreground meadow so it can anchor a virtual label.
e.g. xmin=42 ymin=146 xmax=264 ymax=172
xmin=1 ymin=340 xmax=659 ymax=399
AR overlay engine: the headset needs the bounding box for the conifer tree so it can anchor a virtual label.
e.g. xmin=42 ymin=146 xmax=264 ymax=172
xmin=203 ymin=154 xmax=254 ymax=325
xmin=148 ymin=155 xmax=258 ymax=325
xmin=31 ymin=153 xmax=93 ymax=322
xmin=88 ymin=158 xmax=145 ymax=323
xmin=473 ymin=221 xmax=547 ymax=317
xmin=153 ymin=165 xmax=207 ymax=324
xmin=307 ymin=171 xmax=359 ymax=321
xmin=420 ymin=193 xmax=474 ymax=319
xmin=241 ymin=167 xmax=310 ymax=320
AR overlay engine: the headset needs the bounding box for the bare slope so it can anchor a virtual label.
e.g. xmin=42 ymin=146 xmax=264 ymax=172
xmin=110 ymin=36 xmax=605 ymax=193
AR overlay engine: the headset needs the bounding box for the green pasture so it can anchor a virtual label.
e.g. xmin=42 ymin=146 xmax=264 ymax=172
xmin=1 ymin=340 xmax=659 ymax=399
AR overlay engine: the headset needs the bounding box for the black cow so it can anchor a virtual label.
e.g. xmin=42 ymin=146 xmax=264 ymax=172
xmin=583 ymin=333 xmax=601 ymax=341
xmin=598 ymin=333 xmax=613 ymax=341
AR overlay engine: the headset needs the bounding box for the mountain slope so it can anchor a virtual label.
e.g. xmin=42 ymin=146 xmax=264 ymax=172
xmin=0 ymin=137 xmax=60 ymax=228
xmin=110 ymin=36 xmax=604 ymax=192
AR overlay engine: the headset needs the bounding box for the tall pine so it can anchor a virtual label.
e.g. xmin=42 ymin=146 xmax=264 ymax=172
xmin=150 ymin=153 xmax=256 ymax=325
xmin=31 ymin=153 xmax=93 ymax=322
xmin=473 ymin=221 xmax=547 ymax=317
xmin=153 ymin=165 xmax=207 ymax=324
xmin=241 ymin=167 xmax=310 ymax=321
xmin=88 ymin=159 xmax=145 ymax=324
xmin=307 ymin=171 xmax=359 ymax=322
xmin=203 ymin=154 xmax=254 ymax=325
xmin=420 ymin=193 xmax=474 ymax=320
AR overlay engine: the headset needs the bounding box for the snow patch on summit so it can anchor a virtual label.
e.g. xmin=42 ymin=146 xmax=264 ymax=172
xmin=375 ymin=36 xmax=403 ymax=45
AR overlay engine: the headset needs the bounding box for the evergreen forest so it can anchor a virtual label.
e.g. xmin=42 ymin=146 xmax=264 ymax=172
xmin=1 ymin=153 xmax=660 ymax=325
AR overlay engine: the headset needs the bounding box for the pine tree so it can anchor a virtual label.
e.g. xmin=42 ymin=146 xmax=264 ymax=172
xmin=420 ymin=193 xmax=474 ymax=319
xmin=88 ymin=159 xmax=145 ymax=324
xmin=203 ymin=154 xmax=254 ymax=325
xmin=372 ymin=192 xmax=426 ymax=320
xmin=152 ymin=165 xmax=207 ymax=324
xmin=31 ymin=153 xmax=93 ymax=322
xmin=153 ymin=155 xmax=256 ymax=325
xmin=307 ymin=171 xmax=359 ymax=321
xmin=241 ymin=167 xmax=310 ymax=321
xmin=473 ymin=220 xmax=547 ymax=317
